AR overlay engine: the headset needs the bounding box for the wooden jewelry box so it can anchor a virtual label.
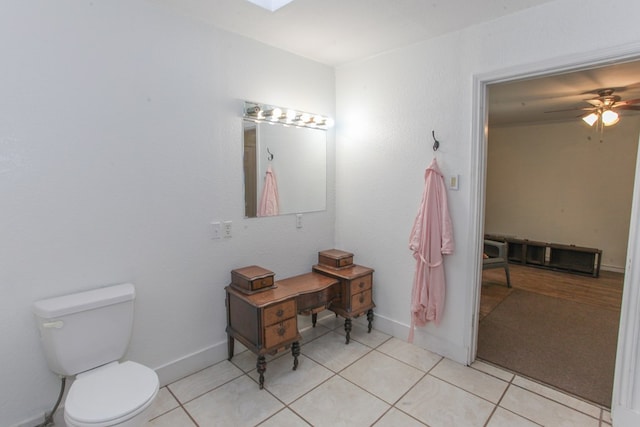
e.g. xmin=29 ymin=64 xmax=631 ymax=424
xmin=317 ymin=249 xmax=354 ymax=269
xmin=230 ymin=265 xmax=275 ymax=294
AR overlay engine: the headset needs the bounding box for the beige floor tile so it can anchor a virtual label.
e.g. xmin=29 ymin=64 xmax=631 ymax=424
xmin=471 ymin=360 xmax=515 ymax=382
xmin=334 ymin=321 xmax=392 ymax=348
xmin=316 ymin=313 xmax=345 ymax=330
xmin=146 ymin=387 xmax=179 ymax=420
xmin=247 ymin=354 xmax=334 ymax=403
xmin=373 ymin=408 xmax=427 ymax=426
xmin=168 ymin=360 xmax=243 ymax=403
xmin=501 ymin=385 xmax=599 ymax=427
xmin=301 ymin=331 xmax=371 ymax=372
xmin=290 ymin=376 xmax=390 ymax=427
xmin=230 ymin=346 xmax=288 ymax=373
xmin=257 ymin=408 xmax=311 ymax=426
xmin=146 ymin=407 xmax=195 ymax=426
xmin=397 ymin=375 xmax=494 ymax=427
xmin=377 ymin=337 xmax=442 ymax=372
xmin=340 ymin=350 xmax=424 ymax=404
xmin=185 ymin=375 xmax=284 ymax=426
xmin=512 ymin=376 xmax=601 ymax=418
xmin=485 ymin=407 xmax=539 ymax=427
xmin=299 ymin=322 xmax=332 ymax=343
xmin=602 ymin=409 xmax=612 ymax=424
xmin=430 ymin=358 xmax=508 ymax=403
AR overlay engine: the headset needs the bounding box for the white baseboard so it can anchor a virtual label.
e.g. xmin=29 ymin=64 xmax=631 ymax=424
xmin=364 ymin=312 xmax=468 ymax=364
xmin=601 ymin=264 xmax=625 ymax=274
xmin=14 ymin=409 xmax=65 ymax=427
xmin=153 ymin=340 xmax=229 ymax=387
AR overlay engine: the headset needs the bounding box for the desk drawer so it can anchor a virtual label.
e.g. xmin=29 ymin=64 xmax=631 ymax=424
xmin=264 ymin=317 xmax=297 ymax=349
xmin=349 ymin=275 xmax=372 ymax=296
xmin=263 ymin=300 xmax=296 ymax=326
xmin=351 ymin=289 xmax=372 ymax=313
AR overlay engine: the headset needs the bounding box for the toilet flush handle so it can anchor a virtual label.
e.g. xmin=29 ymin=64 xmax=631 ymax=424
xmin=42 ymin=321 xmax=64 ymax=329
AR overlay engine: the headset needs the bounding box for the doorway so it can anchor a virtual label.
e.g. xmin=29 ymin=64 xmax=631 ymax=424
xmin=467 ymin=46 xmax=640 ymax=418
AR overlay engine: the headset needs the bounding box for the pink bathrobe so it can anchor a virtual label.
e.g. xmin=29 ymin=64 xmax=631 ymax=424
xmin=257 ymin=164 xmax=279 ymax=217
xmin=408 ymin=158 xmax=454 ymax=342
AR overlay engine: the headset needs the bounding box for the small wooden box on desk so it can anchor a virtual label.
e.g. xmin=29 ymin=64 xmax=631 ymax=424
xmin=313 ymin=249 xmax=376 ymax=344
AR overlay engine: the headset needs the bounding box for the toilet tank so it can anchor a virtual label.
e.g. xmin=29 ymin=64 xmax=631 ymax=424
xmin=33 ymin=283 xmax=136 ymax=377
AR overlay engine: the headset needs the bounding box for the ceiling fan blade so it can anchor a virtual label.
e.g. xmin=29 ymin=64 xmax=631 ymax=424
xmin=545 ymin=107 xmax=594 ymax=113
xmin=617 ymin=105 xmax=640 ymax=111
xmin=613 ymin=98 xmax=640 ymax=107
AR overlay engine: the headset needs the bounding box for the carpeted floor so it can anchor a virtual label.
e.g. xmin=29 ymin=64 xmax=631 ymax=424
xmin=477 ymin=289 xmax=619 ymax=407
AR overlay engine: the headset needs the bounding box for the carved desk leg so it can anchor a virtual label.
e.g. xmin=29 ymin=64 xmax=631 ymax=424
xmin=367 ymin=309 xmax=374 ymax=333
xmin=257 ymin=355 xmax=266 ymax=390
xmin=311 ymin=312 xmax=318 ymax=327
xmin=291 ymin=341 xmax=300 ymax=370
xmin=344 ymin=317 xmax=352 ymax=344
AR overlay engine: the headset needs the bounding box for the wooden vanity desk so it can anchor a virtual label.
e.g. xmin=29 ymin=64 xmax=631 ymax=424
xmin=225 ymin=271 xmax=339 ymax=389
xmin=312 ymin=263 xmax=375 ymax=344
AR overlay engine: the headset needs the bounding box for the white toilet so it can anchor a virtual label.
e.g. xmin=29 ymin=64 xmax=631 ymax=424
xmin=33 ymin=283 xmax=159 ymax=427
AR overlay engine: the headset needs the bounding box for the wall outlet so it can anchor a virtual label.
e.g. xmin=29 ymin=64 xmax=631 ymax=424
xmin=211 ymin=221 xmax=221 ymax=239
xmin=223 ymin=221 xmax=232 ymax=238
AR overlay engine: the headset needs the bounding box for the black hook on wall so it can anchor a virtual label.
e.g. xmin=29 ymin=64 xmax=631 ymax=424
xmin=267 ymin=147 xmax=274 ymax=161
xmin=432 ymin=130 xmax=440 ymax=151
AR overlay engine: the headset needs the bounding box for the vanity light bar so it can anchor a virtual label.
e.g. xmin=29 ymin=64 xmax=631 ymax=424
xmin=243 ymin=101 xmax=334 ymax=130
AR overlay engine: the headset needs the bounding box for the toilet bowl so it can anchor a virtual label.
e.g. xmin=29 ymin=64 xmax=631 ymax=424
xmin=64 ymin=361 xmax=159 ymax=427
xmin=33 ymin=283 xmax=159 ymax=427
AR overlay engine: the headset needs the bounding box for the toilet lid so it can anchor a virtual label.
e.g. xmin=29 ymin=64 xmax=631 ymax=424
xmin=65 ymin=361 xmax=159 ymax=425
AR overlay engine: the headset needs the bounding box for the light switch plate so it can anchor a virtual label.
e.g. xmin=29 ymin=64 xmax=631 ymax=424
xmin=449 ymin=175 xmax=459 ymax=190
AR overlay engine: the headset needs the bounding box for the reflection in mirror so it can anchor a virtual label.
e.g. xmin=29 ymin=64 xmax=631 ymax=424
xmin=243 ymin=120 xmax=327 ymax=218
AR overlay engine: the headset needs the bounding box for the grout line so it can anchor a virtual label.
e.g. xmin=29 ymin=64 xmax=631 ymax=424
xmin=165 ymin=386 xmax=200 ymax=426
xmin=152 ymin=323 xmax=607 ymax=426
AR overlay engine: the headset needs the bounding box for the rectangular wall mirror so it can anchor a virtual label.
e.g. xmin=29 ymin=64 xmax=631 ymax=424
xmin=243 ymin=120 xmax=327 ymax=218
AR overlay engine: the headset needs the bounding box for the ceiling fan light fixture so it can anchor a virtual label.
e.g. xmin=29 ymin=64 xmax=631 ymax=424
xmin=582 ymin=112 xmax=599 ymax=126
xmin=602 ymin=109 xmax=620 ymax=126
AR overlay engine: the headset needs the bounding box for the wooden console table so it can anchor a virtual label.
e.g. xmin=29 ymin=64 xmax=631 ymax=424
xmin=225 ymin=272 xmax=339 ymax=389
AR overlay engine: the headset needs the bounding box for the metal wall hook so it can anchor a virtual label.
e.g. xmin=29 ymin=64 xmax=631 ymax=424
xmin=432 ymin=130 xmax=440 ymax=151
xmin=267 ymin=148 xmax=274 ymax=161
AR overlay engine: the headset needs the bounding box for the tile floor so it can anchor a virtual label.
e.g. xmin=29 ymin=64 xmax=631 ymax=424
xmin=145 ymin=314 xmax=613 ymax=427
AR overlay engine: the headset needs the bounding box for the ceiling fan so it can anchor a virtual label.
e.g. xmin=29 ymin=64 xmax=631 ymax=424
xmin=546 ymin=88 xmax=640 ymax=128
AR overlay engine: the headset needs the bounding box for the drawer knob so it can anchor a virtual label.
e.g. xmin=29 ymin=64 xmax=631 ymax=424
xmin=359 ymin=295 xmax=365 ymax=304
xmin=277 ymin=327 xmax=286 ymax=336
xmin=358 ymin=281 xmax=365 ymax=288
xmin=276 ymin=309 xmax=284 ymax=317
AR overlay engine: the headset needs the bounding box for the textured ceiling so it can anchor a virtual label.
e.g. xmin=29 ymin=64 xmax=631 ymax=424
xmin=152 ymin=0 xmax=557 ymax=66
xmin=488 ymin=60 xmax=640 ymax=127
xmin=151 ymin=0 xmax=640 ymax=126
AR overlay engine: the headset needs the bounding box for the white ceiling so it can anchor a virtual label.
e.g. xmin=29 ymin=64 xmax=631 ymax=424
xmin=152 ymin=0 xmax=640 ymax=126
xmin=152 ymin=0 xmax=557 ymax=66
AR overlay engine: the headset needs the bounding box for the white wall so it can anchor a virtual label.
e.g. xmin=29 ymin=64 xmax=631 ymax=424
xmin=486 ymin=119 xmax=640 ymax=270
xmin=335 ymin=0 xmax=640 ymax=424
xmin=0 ymin=1 xmax=335 ymax=426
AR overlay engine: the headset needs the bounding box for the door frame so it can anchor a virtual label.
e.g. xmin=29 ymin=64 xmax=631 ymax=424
xmin=467 ymin=42 xmax=640 ymax=421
